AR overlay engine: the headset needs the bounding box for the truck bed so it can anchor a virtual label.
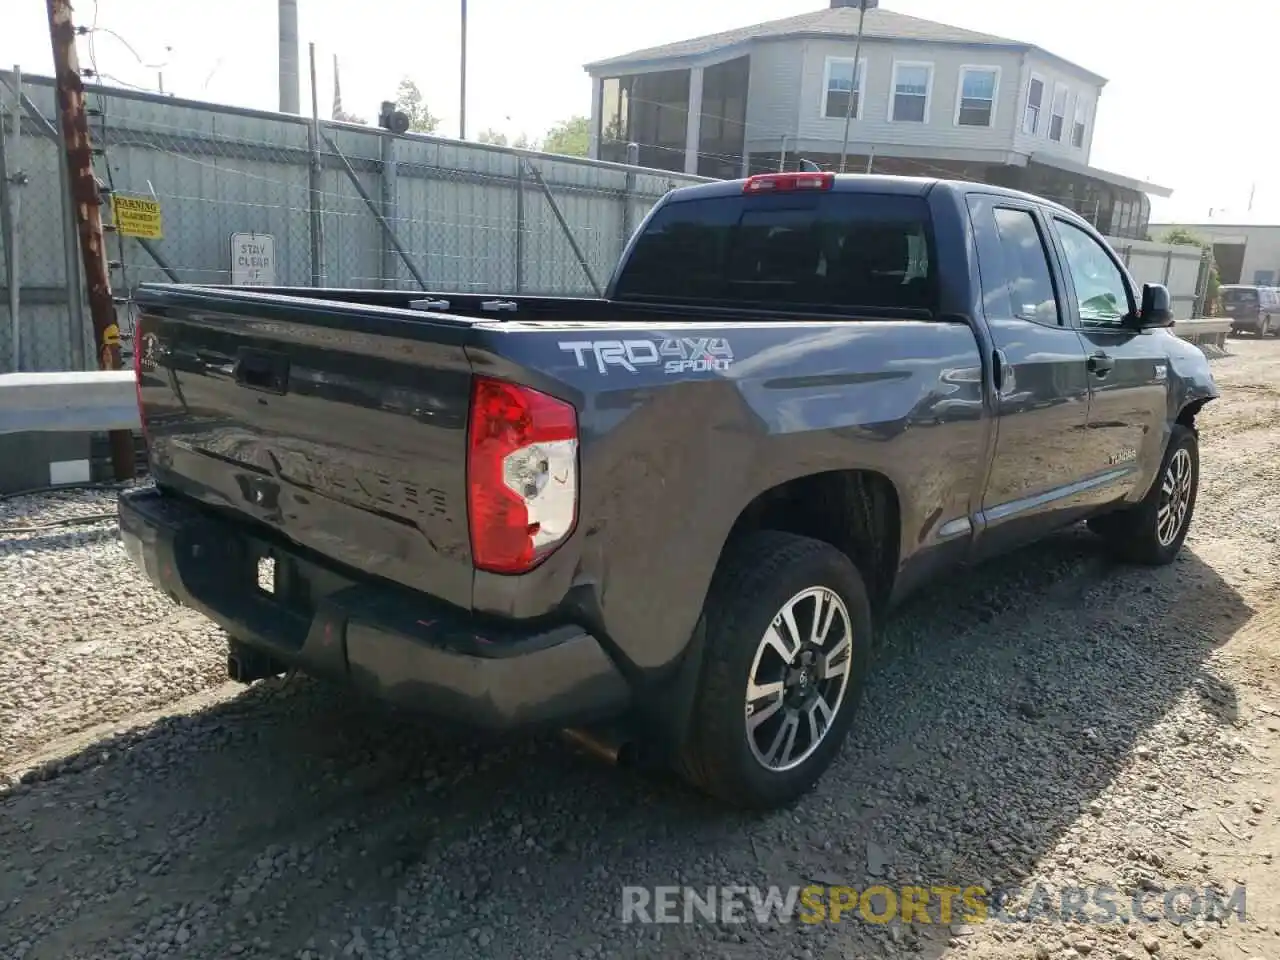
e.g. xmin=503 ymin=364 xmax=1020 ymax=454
xmin=132 ymin=280 xmax=980 ymax=638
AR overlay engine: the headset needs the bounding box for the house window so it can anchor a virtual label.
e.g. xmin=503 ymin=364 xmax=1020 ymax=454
xmin=1023 ymin=76 xmax=1044 ymax=135
xmin=956 ymin=66 xmax=999 ymax=127
xmin=1049 ymin=83 xmax=1068 ymax=142
xmin=823 ymin=57 xmax=865 ymax=120
xmin=1071 ymin=98 xmax=1088 ymax=148
xmin=891 ymin=62 xmax=932 ymax=122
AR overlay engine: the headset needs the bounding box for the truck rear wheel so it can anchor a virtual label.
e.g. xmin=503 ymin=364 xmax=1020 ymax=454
xmin=677 ymin=531 xmax=871 ymax=809
xmin=1088 ymin=424 xmax=1199 ymax=565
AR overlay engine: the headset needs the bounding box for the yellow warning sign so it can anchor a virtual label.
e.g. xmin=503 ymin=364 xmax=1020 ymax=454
xmin=110 ymin=194 xmax=163 ymax=240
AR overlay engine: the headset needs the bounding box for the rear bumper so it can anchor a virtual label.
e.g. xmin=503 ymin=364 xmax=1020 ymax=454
xmin=1227 ymin=313 xmax=1261 ymax=330
xmin=118 ymin=488 xmax=631 ymax=731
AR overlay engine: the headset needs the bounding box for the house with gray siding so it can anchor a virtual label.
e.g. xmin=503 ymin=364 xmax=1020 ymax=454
xmin=584 ymin=0 xmax=1168 ymax=239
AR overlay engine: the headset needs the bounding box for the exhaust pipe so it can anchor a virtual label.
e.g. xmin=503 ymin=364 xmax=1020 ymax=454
xmin=226 ymin=642 xmax=284 ymax=684
xmin=561 ymin=727 xmax=642 ymax=767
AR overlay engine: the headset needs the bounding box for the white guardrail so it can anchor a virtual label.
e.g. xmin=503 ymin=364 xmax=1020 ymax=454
xmin=1170 ymin=318 xmax=1231 ymax=348
xmin=0 ymin=371 xmax=140 ymax=436
xmin=0 ymin=320 xmax=1235 ymax=440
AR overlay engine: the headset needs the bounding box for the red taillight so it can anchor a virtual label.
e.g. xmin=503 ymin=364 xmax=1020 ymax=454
xmin=466 ymin=376 xmax=578 ymax=574
xmin=743 ymin=172 xmax=835 ymax=194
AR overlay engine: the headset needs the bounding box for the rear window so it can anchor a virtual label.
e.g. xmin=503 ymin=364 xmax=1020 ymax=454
xmin=614 ymin=193 xmax=936 ymax=313
xmin=1223 ymin=287 xmax=1259 ymax=304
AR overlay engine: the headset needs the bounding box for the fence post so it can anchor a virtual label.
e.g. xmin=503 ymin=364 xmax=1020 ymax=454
xmin=1162 ymin=248 xmax=1173 ymax=286
xmin=0 ymin=67 xmax=20 ymax=372
xmin=307 ymin=44 xmax=325 ymax=286
xmin=379 ymin=133 xmax=398 ymax=289
xmin=522 ymin=159 xmax=602 ymax=297
xmin=323 ymin=132 xmax=427 ymax=290
xmin=620 ymin=141 xmax=638 ymax=256
xmin=514 ymin=158 xmax=525 ymax=294
xmin=1193 ymin=248 xmax=1210 ymax=318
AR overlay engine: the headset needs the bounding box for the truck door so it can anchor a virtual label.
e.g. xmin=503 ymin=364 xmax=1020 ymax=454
xmin=965 ymin=195 xmax=1093 ymax=556
xmin=1046 ymin=214 xmax=1170 ymax=506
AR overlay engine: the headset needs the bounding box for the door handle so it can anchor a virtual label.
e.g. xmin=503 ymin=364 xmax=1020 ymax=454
xmin=235 ymin=348 xmax=289 ymax=394
xmin=1087 ymin=352 xmax=1114 ymax=377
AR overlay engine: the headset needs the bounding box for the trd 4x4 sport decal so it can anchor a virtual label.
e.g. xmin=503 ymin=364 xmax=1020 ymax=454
xmin=557 ymin=337 xmax=734 ymax=375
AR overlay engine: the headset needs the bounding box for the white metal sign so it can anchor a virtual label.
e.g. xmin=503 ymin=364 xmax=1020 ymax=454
xmin=231 ymin=232 xmax=276 ymax=286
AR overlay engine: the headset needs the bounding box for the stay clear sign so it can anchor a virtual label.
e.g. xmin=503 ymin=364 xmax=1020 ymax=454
xmin=231 ymin=232 xmax=276 ymax=286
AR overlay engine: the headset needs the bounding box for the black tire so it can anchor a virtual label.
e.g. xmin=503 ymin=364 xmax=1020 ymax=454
xmin=1087 ymin=424 xmax=1199 ymax=565
xmin=677 ymin=530 xmax=872 ymax=809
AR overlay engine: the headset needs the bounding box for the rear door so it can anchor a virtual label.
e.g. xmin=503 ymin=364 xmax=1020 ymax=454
xmin=1045 ymin=214 xmax=1170 ymax=505
xmin=965 ymin=194 xmax=1093 ymax=555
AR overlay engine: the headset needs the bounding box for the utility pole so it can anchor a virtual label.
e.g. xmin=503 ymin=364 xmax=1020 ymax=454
xmin=459 ymin=0 xmax=468 ymax=139
xmin=278 ymin=0 xmax=300 ymax=113
xmin=837 ymin=0 xmax=869 ymax=174
xmin=46 ymin=0 xmax=135 ymax=480
xmin=307 ymin=43 xmax=325 ymax=286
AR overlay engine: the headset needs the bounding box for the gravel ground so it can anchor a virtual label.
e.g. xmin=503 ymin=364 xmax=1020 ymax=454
xmin=2 ymin=337 xmax=1279 ymax=960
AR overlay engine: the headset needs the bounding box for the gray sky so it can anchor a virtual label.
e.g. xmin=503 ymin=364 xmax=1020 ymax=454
xmin=3 ymin=0 xmax=1273 ymax=223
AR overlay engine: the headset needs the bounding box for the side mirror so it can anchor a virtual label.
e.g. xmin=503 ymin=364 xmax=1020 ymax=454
xmin=1138 ymin=283 xmax=1174 ymax=328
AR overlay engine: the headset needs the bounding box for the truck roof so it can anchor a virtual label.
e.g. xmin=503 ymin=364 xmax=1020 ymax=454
xmin=664 ymin=173 xmax=1075 ymax=218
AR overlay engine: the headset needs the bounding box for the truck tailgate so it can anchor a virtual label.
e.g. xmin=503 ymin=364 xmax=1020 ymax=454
xmin=134 ymin=287 xmax=478 ymax=610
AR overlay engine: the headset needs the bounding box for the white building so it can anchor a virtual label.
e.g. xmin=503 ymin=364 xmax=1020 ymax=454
xmin=1149 ymin=222 xmax=1280 ymax=286
xmin=584 ymin=0 xmax=1169 ymax=239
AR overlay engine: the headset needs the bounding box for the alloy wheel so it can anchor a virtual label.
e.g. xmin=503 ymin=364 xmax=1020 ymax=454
xmin=744 ymin=586 xmax=854 ymax=772
xmin=1156 ymin=447 xmax=1193 ymax=547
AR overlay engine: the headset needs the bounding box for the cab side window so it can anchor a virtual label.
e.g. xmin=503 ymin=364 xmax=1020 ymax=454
xmin=1052 ymin=219 xmax=1133 ymax=328
xmin=990 ymin=207 xmax=1061 ymax=325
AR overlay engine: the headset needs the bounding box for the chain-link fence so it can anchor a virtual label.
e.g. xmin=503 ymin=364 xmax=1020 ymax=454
xmin=1113 ymin=239 xmax=1213 ymax=321
xmin=0 ymin=70 xmax=706 ymax=374
xmin=0 ymin=70 xmax=1215 ymax=375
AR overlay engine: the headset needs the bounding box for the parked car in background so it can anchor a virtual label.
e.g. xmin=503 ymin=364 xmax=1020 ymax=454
xmin=1222 ymin=284 xmax=1280 ymax=336
xmin=120 ymin=173 xmax=1219 ymax=809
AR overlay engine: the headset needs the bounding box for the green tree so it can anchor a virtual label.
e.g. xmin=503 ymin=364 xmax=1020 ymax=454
xmin=395 ymin=78 xmax=440 ymax=134
xmin=541 ymin=115 xmax=589 ymax=157
xmin=477 ymin=129 xmax=534 ymax=149
xmin=1159 ymin=228 xmax=1221 ymax=317
xmin=1159 ymin=227 xmax=1206 ymax=247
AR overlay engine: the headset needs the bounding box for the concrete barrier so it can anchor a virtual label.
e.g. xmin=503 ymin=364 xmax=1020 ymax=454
xmin=0 ymin=372 xmax=141 ymax=494
xmin=1171 ymin=318 xmax=1231 ymax=349
xmin=0 ymin=371 xmax=141 ymax=435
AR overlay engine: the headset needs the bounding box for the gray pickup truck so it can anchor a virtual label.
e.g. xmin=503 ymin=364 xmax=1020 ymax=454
xmin=120 ymin=172 xmax=1218 ymax=809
